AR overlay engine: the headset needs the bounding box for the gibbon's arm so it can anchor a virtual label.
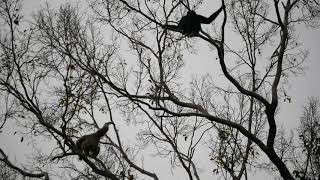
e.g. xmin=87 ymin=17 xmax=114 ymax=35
xmin=94 ymin=122 xmax=114 ymax=138
xmin=199 ymin=5 xmax=225 ymax=24
xmin=163 ymin=24 xmax=183 ymax=33
xmin=163 ymin=15 xmax=189 ymax=33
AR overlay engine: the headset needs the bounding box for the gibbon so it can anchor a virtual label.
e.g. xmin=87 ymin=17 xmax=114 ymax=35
xmin=76 ymin=122 xmax=114 ymax=160
xmin=164 ymin=5 xmax=225 ymax=36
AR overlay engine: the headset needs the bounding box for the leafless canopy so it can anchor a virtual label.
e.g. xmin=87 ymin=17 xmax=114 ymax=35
xmin=0 ymin=0 xmax=319 ymax=179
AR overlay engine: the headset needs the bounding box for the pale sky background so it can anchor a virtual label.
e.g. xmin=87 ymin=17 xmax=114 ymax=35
xmin=0 ymin=0 xmax=320 ymax=180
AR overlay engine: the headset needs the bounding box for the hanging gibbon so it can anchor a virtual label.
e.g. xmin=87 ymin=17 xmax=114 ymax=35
xmin=164 ymin=5 xmax=225 ymax=36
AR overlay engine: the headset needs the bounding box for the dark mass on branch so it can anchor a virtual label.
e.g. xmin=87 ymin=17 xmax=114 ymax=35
xmin=163 ymin=4 xmax=225 ymax=36
xmin=76 ymin=122 xmax=114 ymax=160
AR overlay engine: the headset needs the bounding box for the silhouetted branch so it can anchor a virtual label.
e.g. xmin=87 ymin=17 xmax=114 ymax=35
xmin=0 ymin=148 xmax=49 ymax=180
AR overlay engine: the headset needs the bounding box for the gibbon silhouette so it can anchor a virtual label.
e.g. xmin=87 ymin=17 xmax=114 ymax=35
xmin=164 ymin=5 xmax=225 ymax=36
xmin=76 ymin=122 xmax=114 ymax=160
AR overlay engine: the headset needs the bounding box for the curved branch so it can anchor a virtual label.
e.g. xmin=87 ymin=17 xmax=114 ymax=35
xmin=0 ymin=148 xmax=49 ymax=180
xmin=98 ymin=80 xmax=159 ymax=180
xmin=217 ymin=3 xmax=270 ymax=107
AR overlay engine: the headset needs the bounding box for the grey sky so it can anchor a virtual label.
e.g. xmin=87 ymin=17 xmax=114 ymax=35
xmin=1 ymin=0 xmax=320 ymax=180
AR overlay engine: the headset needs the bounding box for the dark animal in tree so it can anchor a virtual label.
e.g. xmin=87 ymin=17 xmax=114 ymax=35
xmin=164 ymin=5 xmax=225 ymax=36
xmin=76 ymin=122 xmax=114 ymax=160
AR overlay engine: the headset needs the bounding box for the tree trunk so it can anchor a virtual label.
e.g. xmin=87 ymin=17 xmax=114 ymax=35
xmin=266 ymin=148 xmax=295 ymax=180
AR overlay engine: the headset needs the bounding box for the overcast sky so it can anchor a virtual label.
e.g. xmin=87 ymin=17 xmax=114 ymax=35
xmin=1 ymin=0 xmax=320 ymax=180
